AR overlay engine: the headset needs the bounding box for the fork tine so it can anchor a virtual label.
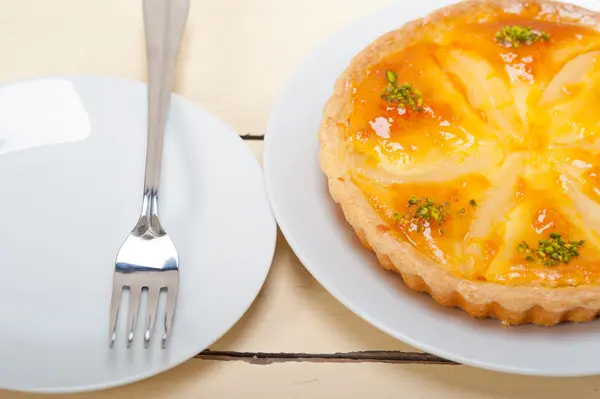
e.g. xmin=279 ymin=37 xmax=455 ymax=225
xmin=144 ymin=287 xmax=160 ymax=348
xmin=162 ymin=288 xmax=177 ymax=349
xmin=126 ymin=285 xmax=142 ymax=348
xmin=109 ymin=281 xmax=123 ymax=347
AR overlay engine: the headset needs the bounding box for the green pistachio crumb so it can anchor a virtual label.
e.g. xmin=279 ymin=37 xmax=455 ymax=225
xmin=382 ymin=70 xmax=424 ymax=111
xmin=397 ymin=196 xmax=450 ymax=229
xmin=495 ymin=25 xmax=550 ymax=48
xmin=469 ymin=199 xmax=477 ymax=207
xmin=386 ymin=70 xmax=397 ymax=84
xmin=414 ymin=197 xmax=448 ymax=224
xmin=518 ymin=232 xmax=584 ymax=267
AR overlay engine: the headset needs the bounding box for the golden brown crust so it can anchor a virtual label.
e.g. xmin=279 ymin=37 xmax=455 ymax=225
xmin=318 ymin=0 xmax=600 ymax=325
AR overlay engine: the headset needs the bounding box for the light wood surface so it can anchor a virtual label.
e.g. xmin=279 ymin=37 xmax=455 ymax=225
xmin=3 ymin=0 xmax=600 ymax=397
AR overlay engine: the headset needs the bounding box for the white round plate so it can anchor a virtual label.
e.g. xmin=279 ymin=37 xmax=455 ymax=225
xmin=264 ymin=0 xmax=600 ymax=377
xmin=0 ymin=76 xmax=276 ymax=392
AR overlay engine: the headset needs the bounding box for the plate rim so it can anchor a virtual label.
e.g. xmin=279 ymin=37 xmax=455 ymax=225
xmin=0 ymin=75 xmax=277 ymax=393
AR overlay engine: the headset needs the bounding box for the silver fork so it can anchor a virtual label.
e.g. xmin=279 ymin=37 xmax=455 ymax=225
xmin=109 ymin=0 xmax=190 ymax=349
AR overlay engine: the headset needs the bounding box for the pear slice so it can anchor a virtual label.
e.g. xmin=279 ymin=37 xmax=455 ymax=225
xmin=560 ymin=177 xmax=600 ymax=252
xmin=355 ymin=145 xmax=504 ymax=185
xmin=434 ymin=48 xmax=526 ymax=140
xmin=462 ymin=154 xmax=525 ymax=276
xmin=539 ymin=50 xmax=600 ymax=106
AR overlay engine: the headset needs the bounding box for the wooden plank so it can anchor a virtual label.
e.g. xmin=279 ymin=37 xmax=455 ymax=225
xmin=6 ymin=0 xmax=599 ymax=397
xmin=3 ymin=360 xmax=600 ymax=399
xmin=245 ymin=140 xmax=264 ymax=163
xmin=0 ymin=0 xmax=394 ymax=136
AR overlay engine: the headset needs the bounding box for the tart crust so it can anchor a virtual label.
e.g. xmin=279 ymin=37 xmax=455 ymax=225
xmin=318 ymin=0 xmax=600 ymax=325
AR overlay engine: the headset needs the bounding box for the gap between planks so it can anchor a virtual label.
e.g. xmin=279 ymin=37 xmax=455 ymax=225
xmin=240 ymin=134 xmax=265 ymax=140
xmin=195 ymin=350 xmax=455 ymax=366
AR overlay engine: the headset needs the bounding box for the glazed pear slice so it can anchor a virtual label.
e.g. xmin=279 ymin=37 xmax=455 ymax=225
xmin=539 ymin=51 xmax=600 ymax=106
xmin=539 ymin=51 xmax=600 ymax=143
xmin=354 ymin=145 xmax=504 ymax=185
xmin=422 ymin=54 xmax=489 ymax=129
xmin=462 ymin=154 xmax=525 ymax=277
xmin=484 ymin=203 xmax=532 ymax=280
xmin=434 ymin=49 xmax=526 ymax=141
xmin=560 ymin=177 xmax=600 ymax=252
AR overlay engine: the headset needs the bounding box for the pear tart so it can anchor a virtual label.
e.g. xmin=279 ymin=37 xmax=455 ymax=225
xmin=318 ymin=0 xmax=600 ymax=325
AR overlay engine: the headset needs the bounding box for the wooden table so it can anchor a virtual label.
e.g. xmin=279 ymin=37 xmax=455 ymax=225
xmin=1 ymin=0 xmax=600 ymax=397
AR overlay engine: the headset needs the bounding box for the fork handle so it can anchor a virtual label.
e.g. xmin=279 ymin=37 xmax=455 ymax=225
xmin=142 ymin=0 xmax=190 ymax=213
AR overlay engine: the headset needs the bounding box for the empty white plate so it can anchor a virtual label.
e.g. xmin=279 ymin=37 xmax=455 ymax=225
xmin=264 ymin=0 xmax=600 ymax=377
xmin=0 ymin=76 xmax=276 ymax=392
